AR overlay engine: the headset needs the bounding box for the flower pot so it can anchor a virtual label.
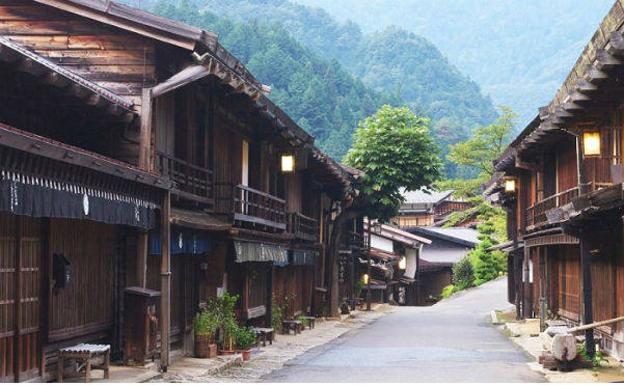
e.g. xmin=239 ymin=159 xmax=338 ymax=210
xmin=195 ymin=335 xmax=216 ymax=358
xmin=239 ymin=349 xmax=252 ymax=361
xmin=219 ymin=349 xmax=236 ymax=355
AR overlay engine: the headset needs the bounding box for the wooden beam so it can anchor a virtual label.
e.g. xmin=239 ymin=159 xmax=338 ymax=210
xmin=562 ymin=101 xmax=585 ymax=112
xmin=575 ymin=79 xmax=599 ymax=94
xmin=596 ymin=49 xmax=622 ymax=71
xmin=569 ymin=91 xmax=591 ymax=103
xmin=585 ymin=65 xmax=608 ymax=84
xmin=151 ymin=65 xmax=210 ymax=98
xmin=608 ymin=31 xmax=624 ymax=57
xmin=139 ymin=88 xmax=153 ymax=171
xmin=580 ymin=235 xmax=595 ymax=358
xmin=0 ymin=44 xmax=20 ymax=63
xmin=160 ymin=191 xmax=171 ymax=371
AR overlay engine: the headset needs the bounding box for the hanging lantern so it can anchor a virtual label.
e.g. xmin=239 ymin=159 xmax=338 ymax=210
xmin=281 ymin=154 xmax=295 ymax=172
xmin=398 ymin=256 xmax=407 ymax=270
xmin=504 ymin=178 xmax=517 ymax=193
xmin=362 ymin=274 xmax=369 ymax=285
xmin=582 ymin=131 xmax=601 ymax=157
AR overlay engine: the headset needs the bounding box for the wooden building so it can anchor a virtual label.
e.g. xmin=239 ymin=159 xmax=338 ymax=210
xmin=490 ymin=0 xmax=624 ymax=359
xmin=0 ymin=0 xmax=357 ymax=381
xmin=360 ymin=223 xmax=430 ymax=306
xmin=395 ymin=188 xmax=471 ymax=228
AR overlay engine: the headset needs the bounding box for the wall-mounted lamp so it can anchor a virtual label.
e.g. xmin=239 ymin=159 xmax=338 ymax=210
xmin=582 ymin=131 xmax=601 ymax=157
xmin=398 ymin=257 xmax=407 ymax=270
xmin=504 ymin=178 xmax=517 ymax=193
xmin=362 ymin=274 xmax=369 ymax=285
xmin=281 ymin=154 xmax=295 ymax=173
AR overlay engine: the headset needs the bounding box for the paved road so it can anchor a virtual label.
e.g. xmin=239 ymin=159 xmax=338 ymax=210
xmin=263 ymin=278 xmax=544 ymax=382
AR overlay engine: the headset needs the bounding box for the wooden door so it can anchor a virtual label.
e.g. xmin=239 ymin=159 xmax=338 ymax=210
xmin=0 ymin=213 xmax=41 ymax=382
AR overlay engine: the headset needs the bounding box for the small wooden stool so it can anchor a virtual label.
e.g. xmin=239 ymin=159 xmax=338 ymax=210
xmin=252 ymin=327 xmax=275 ymax=347
xmin=282 ymin=320 xmax=303 ymax=335
xmin=58 ymin=343 xmax=110 ymax=383
xmin=301 ymin=316 xmax=316 ymax=329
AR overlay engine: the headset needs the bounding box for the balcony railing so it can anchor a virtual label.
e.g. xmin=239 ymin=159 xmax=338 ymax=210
xmin=525 ymin=186 xmax=580 ymax=230
xmin=215 ymin=183 xmax=286 ymax=231
xmin=156 ymin=152 xmax=213 ymax=205
xmin=287 ymin=212 xmax=319 ymax=242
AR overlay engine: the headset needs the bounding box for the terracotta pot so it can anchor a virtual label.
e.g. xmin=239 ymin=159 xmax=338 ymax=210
xmin=240 ymin=349 xmax=252 ymax=361
xmin=195 ymin=335 xmax=216 ymax=358
xmin=219 ymin=349 xmax=236 ymax=355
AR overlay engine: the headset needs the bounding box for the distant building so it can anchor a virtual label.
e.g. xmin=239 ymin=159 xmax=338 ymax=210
xmin=406 ymin=227 xmax=479 ymax=304
xmin=395 ymin=188 xmax=472 ymax=228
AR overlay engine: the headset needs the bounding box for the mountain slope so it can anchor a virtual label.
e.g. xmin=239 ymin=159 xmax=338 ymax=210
xmin=293 ymin=0 xmax=613 ymax=127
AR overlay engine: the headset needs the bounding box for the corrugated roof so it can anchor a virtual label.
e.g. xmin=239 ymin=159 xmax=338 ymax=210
xmin=401 ymin=188 xmax=454 ymax=204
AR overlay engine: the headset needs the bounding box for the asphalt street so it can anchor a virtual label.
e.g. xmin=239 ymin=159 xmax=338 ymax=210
xmin=263 ymin=278 xmax=545 ymax=382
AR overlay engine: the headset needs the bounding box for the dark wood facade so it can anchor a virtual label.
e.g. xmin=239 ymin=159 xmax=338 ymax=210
xmin=491 ymin=0 xmax=624 ymax=360
xmin=0 ymin=0 xmax=357 ymax=381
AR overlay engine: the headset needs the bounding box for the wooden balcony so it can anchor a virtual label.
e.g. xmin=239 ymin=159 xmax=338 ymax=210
xmin=215 ymin=183 xmax=286 ymax=231
xmin=287 ymin=212 xmax=319 ymax=242
xmin=156 ymin=152 xmax=214 ymax=206
xmin=525 ymin=186 xmax=580 ymax=230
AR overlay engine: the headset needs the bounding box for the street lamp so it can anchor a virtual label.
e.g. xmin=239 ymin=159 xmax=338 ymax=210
xmin=582 ymin=131 xmax=601 ymax=157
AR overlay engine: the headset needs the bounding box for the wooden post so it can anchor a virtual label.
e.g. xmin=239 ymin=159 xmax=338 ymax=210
xmin=366 ymin=218 xmax=372 ymax=311
xmin=580 ymin=233 xmax=595 ymax=358
xmin=522 ymin=247 xmax=530 ymax=318
xmin=137 ymin=232 xmax=148 ymax=288
xmin=160 ymin=191 xmax=171 ymax=371
xmin=139 ymin=88 xmax=153 ymax=172
xmin=14 ymin=215 xmax=21 ymax=382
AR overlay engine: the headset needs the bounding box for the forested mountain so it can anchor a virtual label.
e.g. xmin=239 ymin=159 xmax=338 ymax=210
xmin=141 ymin=1 xmax=397 ymax=158
xmin=124 ymin=0 xmax=498 ymax=177
xmin=293 ymin=0 xmax=613 ymax=127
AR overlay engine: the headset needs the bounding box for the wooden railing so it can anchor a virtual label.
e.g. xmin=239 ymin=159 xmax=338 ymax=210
xmin=525 ymin=186 xmax=580 ymax=230
xmin=215 ymin=183 xmax=286 ymax=230
xmin=287 ymin=212 xmax=319 ymax=242
xmin=156 ymin=152 xmax=213 ymax=204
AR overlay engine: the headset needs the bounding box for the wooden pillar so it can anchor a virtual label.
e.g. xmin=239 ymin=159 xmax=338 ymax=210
xmin=137 ymin=232 xmax=148 ymax=288
xmin=139 ymin=88 xmax=153 ymax=171
xmin=160 ymin=191 xmax=171 ymax=371
xmin=14 ymin=215 xmax=21 ymax=382
xmin=580 ymin=233 xmax=595 ymax=358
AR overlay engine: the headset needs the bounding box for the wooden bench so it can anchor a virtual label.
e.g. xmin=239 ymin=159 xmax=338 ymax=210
xmin=282 ymin=320 xmax=303 ymax=335
xmin=252 ymin=327 xmax=275 ymax=347
xmin=300 ymin=316 xmax=316 ymax=329
xmin=58 ymin=343 xmax=110 ymax=383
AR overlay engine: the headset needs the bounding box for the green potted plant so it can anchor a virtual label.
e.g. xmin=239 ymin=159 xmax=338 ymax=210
xmin=235 ymin=326 xmax=257 ymax=361
xmin=220 ymin=318 xmax=238 ymax=355
xmin=194 ymin=309 xmax=218 ymax=358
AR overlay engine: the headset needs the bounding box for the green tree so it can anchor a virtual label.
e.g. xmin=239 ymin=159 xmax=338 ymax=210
xmin=344 ymin=105 xmax=443 ymax=221
xmin=448 ymin=105 xmax=516 ymax=180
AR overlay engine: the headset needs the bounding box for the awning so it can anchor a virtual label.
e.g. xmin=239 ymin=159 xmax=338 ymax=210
xmin=234 ymin=241 xmax=288 ymax=264
xmin=0 ymin=171 xmax=157 ymax=229
xmin=369 ymin=248 xmax=400 ymax=261
xmin=149 ymin=226 xmax=214 ymax=255
xmin=290 ymin=249 xmax=318 ymax=266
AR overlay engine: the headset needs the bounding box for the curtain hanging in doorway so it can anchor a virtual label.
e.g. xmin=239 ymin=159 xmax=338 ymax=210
xmin=148 ymin=226 xmax=214 ymax=255
xmin=0 ymin=170 xmax=158 ymax=229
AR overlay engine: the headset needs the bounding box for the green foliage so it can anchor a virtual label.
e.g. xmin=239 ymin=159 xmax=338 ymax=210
xmin=344 ymin=105 xmax=443 ymax=221
xmin=202 ymin=293 xmax=240 ymax=350
xmin=448 ymin=106 xmax=516 ymax=179
xmin=441 ymin=284 xmax=457 ymax=299
xmin=452 ymin=256 xmax=474 ymax=290
xmin=234 ymin=326 xmax=257 ymax=350
xmin=194 ymin=308 xmax=219 ymax=340
xmin=435 ymin=178 xmax=483 ymax=199
xmin=577 ymin=343 xmax=608 ymax=367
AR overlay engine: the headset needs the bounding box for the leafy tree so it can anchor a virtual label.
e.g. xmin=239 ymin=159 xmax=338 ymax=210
xmin=452 ymin=256 xmax=474 ymax=290
xmin=448 ymin=105 xmax=516 ymax=179
xmin=344 ymin=105 xmax=443 ymax=221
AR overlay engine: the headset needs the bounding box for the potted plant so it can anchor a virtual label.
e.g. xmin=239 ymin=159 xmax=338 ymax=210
xmin=235 ymin=326 xmax=257 ymax=361
xmin=219 ymin=318 xmax=238 ymax=355
xmin=194 ymin=309 xmax=218 ymax=358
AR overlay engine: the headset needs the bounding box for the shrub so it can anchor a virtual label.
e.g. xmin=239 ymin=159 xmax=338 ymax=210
xmin=194 ymin=309 xmax=219 ymax=342
xmin=235 ymin=326 xmax=257 ymax=350
xmin=452 ymin=256 xmax=474 ymax=290
xmin=441 ymin=285 xmax=457 ymax=299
